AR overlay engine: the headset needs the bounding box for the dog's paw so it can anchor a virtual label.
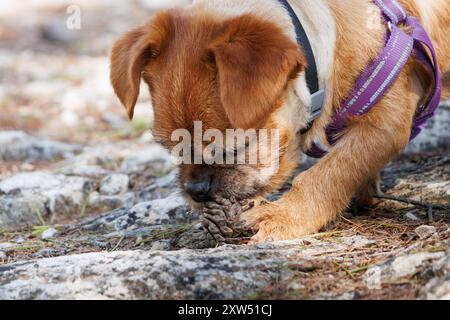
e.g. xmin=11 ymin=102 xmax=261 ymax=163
xmin=241 ymin=200 xmax=319 ymax=243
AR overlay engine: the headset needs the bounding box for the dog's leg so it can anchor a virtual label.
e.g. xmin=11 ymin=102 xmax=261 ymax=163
xmin=242 ymin=75 xmax=419 ymax=242
xmin=350 ymin=174 xmax=381 ymax=215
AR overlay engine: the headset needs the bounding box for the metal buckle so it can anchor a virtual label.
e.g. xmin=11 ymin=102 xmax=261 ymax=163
xmin=310 ymin=90 xmax=325 ymax=120
xmin=387 ymin=21 xmax=393 ymax=32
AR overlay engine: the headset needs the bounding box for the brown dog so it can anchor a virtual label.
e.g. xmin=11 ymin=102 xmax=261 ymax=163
xmin=110 ymin=0 xmax=450 ymax=242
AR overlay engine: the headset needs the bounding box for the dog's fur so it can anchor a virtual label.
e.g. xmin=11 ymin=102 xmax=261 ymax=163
xmin=110 ymin=0 xmax=450 ymax=242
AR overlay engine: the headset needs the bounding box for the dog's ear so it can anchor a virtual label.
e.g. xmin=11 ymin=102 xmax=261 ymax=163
xmin=210 ymin=16 xmax=305 ymax=129
xmin=110 ymin=16 xmax=166 ymax=119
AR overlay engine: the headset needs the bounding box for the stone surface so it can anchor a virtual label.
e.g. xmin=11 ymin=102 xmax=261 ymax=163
xmin=0 ymin=238 xmax=367 ymax=300
xmin=59 ymin=165 xmax=110 ymax=179
xmin=120 ymin=145 xmax=173 ymax=174
xmin=0 ymin=131 xmax=80 ymax=162
xmin=99 ymin=174 xmax=129 ymax=195
xmin=137 ymin=171 xmax=180 ymax=201
xmin=0 ymin=172 xmax=92 ymax=228
xmin=390 ymin=252 xmax=445 ymax=279
xmin=41 ymin=228 xmax=58 ymax=240
xmin=423 ymin=265 xmax=450 ymax=300
xmin=80 ymin=194 xmax=191 ymax=233
xmin=87 ymin=192 xmax=135 ymax=213
xmin=0 ymin=195 xmax=48 ymax=229
xmin=404 ymin=212 xmax=421 ymax=221
xmin=415 ymin=225 xmax=437 ymax=239
xmin=406 ymin=103 xmax=450 ymax=154
xmin=1 ymin=238 xmax=448 ymax=300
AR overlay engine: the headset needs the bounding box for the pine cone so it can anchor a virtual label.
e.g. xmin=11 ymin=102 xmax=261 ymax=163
xmin=201 ymin=196 xmax=255 ymax=246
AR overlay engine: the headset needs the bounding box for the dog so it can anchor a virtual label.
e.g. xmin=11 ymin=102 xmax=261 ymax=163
xmin=110 ymin=0 xmax=450 ymax=242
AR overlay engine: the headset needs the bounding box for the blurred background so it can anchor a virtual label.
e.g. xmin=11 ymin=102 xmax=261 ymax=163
xmin=0 ymin=0 xmax=190 ymax=177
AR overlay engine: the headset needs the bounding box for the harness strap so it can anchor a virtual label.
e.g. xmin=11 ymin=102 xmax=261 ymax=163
xmin=277 ymin=0 xmax=326 ymax=123
xmin=305 ymin=0 xmax=442 ymax=158
xmin=277 ymin=0 xmax=319 ymax=94
xmin=408 ymin=17 xmax=443 ymax=139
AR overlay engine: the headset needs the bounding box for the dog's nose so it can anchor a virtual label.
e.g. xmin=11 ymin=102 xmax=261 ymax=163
xmin=186 ymin=178 xmax=213 ymax=203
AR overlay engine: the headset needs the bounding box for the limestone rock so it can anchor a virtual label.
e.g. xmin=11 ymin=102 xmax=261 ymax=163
xmin=99 ymin=174 xmax=129 ymax=196
xmin=415 ymin=225 xmax=437 ymax=239
xmin=80 ymin=194 xmax=191 ymax=233
xmin=120 ymin=145 xmax=173 ymax=174
xmin=0 ymin=172 xmax=92 ymax=228
xmin=0 ymin=131 xmax=80 ymax=162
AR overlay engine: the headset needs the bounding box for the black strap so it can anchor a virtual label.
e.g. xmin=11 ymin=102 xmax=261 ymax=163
xmin=277 ymin=0 xmax=320 ymax=94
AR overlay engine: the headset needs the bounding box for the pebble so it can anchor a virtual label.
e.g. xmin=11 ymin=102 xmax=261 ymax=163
xmin=444 ymin=228 xmax=450 ymax=237
xmin=99 ymin=174 xmax=130 ymax=196
xmin=13 ymin=236 xmax=26 ymax=244
xmin=415 ymin=225 xmax=437 ymax=239
xmin=32 ymin=248 xmax=64 ymax=258
xmin=150 ymin=240 xmax=172 ymax=251
xmin=404 ymin=212 xmax=421 ymax=221
xmin=41 ymin=228 xmax=58 ymax=240
xmin=0 ymin=243 xmax=15 ymax=250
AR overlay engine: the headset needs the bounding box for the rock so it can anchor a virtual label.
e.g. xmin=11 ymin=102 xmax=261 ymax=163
xmin=339 ymin=236 xmax=375 ymax=247
xmin=64 ymin=144 xmax=124 ymax=171
xmin=0 ymin=248 xmax=286 ymax=299
xmin=99 ymin=174 xmax=129 ymax=196
xmin=150 ymin=240 xmax=172 ymax=251
xmin=80 ymin=194 xmax=191 ymax=233
xmin=41 ymin=228 xmax=58 ymax=240
xmin=380 ymin=152 xmax=450 ymax=203
xmin=0 ymin=236 xmax=388 ymax=300
xmin=445 ymin=228 xmax=450 ymax=237
xmin=59 ymin=165 xmax=110 ymax=179
xmin=137 ymin=171 xmax=180 ymax=201
xmin=423 ymin=276 xmax=450 ymax=300
xmin=0 ymin=243 xmax=15 ymax=250
xmin=0 ymin=131 xmax=80 ymax=162
xmin=32 ymin=248 xmax=66 ymax=258
xmin=87 ymin=192 xmax=135 ymax=213
xmin=13 ymin=236 xmax=26 ymax=244
xmin=40 ymin=18 xmax=81 ymax=44
xmin=0 ymin=195 xmax=48 ymax=229
xmin=415 ymin=225 xmax=437 ymax=239
xmin=101 ymin=113 xmax=127 ymax=130
xmin=174 ymin=225 xmax=218 ymax=249
xmin=0 ymin=251 xmax=6 ymax=260
xmin=421 ymin=254 xmax=450 ymax=300
xmin=391 ymin=252 xmax=444 ymax=279
xmin=406 ymin=103 xmax=450 ymax=154
xmin=120 ymin=145 xmax=173 ymax=174
xmin=0 ymin=172 xmax=92 ymax=228
xmin=404 ymin=211 xmax=421 ymax=221
xmin=367 ymin=251 xmax=447 ymax=284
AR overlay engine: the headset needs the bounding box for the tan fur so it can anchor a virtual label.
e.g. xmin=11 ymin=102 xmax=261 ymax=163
xmin=211 ymin=15 xmax=305 ymax=129
xmin=110 ymin=0 xmax=450 ymax=242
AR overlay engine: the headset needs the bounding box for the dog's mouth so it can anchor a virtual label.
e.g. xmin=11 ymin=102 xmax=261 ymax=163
xmin=182 ymin=177 xmax=265 ymax=209
xmin=185 ymin=186 xmax=264 ymax=206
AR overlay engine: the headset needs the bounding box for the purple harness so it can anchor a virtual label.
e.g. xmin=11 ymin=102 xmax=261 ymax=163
xmin=305 ymin=0 xmax=443 ymax=158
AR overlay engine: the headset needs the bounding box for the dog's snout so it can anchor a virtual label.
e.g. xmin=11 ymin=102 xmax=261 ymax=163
xmin=186 ymin=176 xmax=213 ymax=203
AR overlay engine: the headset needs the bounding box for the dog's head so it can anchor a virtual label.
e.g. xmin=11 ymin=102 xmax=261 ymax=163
xmin=111 ymin=9 xmax=310 ymax=205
